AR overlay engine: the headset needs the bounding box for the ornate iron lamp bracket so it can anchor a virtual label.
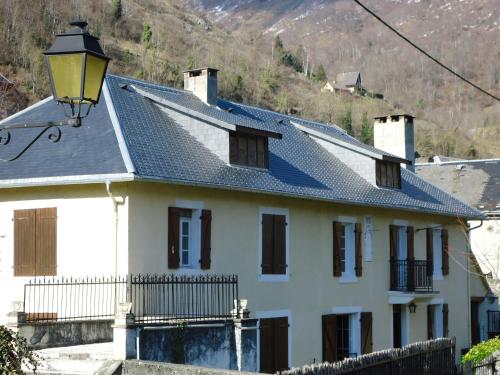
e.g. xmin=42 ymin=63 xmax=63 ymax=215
xmin=0 ymin=117 xmax=81 ymax=162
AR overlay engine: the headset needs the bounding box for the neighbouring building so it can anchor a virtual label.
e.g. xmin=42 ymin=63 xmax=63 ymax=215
xmin=417 ymin=158 xmax=500 ymax=345
xmin=322 ymin=71 xmax=362 ymax=94
xmin=0 ymin=67 xmax=495 ymax=372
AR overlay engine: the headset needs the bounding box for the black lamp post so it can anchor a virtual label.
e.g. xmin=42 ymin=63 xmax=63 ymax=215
xmin=0 ymin=20 xmax=109 ymax=161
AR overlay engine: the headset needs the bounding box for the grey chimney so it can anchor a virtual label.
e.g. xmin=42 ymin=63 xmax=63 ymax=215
xmin=183 ymin=67 xmax=218 ymax=105
xmin=373 ymin=114 xmax=415 ymax=172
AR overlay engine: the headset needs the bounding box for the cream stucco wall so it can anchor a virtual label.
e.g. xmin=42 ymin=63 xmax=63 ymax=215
xmin=127 ymin=181 xmax=480 ymax=366
xmin=0 ymin=183 xmax=130 ymax=324
xmin=470 ymin=219 xmax=500 ymax=278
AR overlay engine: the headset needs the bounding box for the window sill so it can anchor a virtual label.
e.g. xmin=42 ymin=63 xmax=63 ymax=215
xmin=175 ymin=268 xmax=204 ymax=276
xmin=433 ymin=274 xmax=444 ymax=281
xmin=258 ymin=274 xmax=289 ymax=282
xmin=339 ymin=275 xmax=358 ymax=284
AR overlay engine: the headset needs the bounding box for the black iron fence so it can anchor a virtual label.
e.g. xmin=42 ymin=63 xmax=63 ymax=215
xmin=390 ymin=260 xmax=434 ymax=293
xmin=487 ymin=310 xmax=500 ymax=338
xmin=282 ymin=338 xmax=456 ymax=375
xmin=23 ymin=274 xmax=239 ymax=323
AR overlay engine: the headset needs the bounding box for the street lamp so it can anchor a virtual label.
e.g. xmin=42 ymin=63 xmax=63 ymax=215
xmin=0 ymin=20 xmax=109 ymax=161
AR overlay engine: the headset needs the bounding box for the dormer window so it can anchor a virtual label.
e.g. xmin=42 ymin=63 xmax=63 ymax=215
xmin=229 ymin=131 xmax=269 ymax=169
xmin=376 ymin=160 xmax=401 ymax=188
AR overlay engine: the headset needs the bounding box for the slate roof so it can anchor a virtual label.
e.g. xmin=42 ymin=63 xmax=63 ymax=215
xmin=416 ymin=159 xmax=500 ymax=212
xmin=335 ymin=72 xmax=361 ymax=87
xmin=0 ymin=73 xmax=483 ymax=219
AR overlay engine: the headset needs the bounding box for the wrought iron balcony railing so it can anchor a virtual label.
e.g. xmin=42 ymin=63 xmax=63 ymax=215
xmin=390 ymin=259 xmax=434 ymax=293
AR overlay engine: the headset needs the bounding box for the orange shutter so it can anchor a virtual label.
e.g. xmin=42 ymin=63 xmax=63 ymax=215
xmin=322 ymin=314 xmax=337 ymax=362
xmin=35 ymin=208 xmax=57 ymax=276
xmin=361 ymin=312 xmax=373 ymax=354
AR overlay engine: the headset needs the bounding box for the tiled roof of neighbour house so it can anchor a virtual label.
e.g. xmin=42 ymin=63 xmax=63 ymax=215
xmin=416 ymin=159 xmax=500 ymax=213
xmin=0 ymin=73 xmax=483 ymax=219
xmin=105 ymin=74 xmax=481 ymax=219
xmin=335 ymin=71 xmax=361 ymax=87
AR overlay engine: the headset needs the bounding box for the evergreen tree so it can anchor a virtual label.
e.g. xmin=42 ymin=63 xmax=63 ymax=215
xmin=360 ymin=112 xmax=373 ymax=144
xmin=141 ymin=22 xmax=153 ymax=49
xmin=314 ymin=64 xmax=327 ymax=82
xmin=341 ymin=109 xmax=354 ymax=136
xmin=112 ymin=0 xmax=122 ymax=21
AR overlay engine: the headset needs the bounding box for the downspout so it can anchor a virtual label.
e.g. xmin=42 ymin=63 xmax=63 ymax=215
xmin=465 ymin=219 xmax=483 ymax=347
xmin=105 ymin=180 xmax=120 ymax=277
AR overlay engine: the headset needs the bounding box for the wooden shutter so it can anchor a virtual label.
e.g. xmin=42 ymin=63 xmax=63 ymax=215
xmin=261 ymin=214 xmax=274 ymax=274
xmin=333 ymin=222 xmax=342 ymax=277
xmin=35 ymin=208 xmax=57 ymax=276
xmin=426 ymin=228 xmax=434 ymax=277
xmin=275 ymin=317 xmax=289 ymax=372
xmin=361 ymin=312 xmax=373 ymax=354
xmin=259 ymin=318 xmax=274 ymax=373
xmin=389 ymin=225 xmax=398 ymax=289
xmin=14 ymin=209 xmax=36 ymax=276
xmin=443 ymin=303 xmax=449 ymax=337
xmin=322 ymin=314 xmax=337 ymax=363
xmin=407 ymin=226 xmax=415 ymax=291
xmin=273 ymin=215 xmax=287 ymax=275
xmin=168 ymin=207 xmax=181 ymax=269
xmin=200 ymin=209 xmax=212 ymax=270
xmin=427 ymin=305 xmax=434 ymax=339
xmin=442 ymin=229 xmax=449 ymax=275
xmin=355 ymin=223 xmax=362 ymax=277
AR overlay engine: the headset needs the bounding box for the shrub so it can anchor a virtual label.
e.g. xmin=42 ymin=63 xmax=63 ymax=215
xmin=0 ymin=325 xmax=39 ymax=374
xmin=462 ymin=337 xmax=500 ymax=364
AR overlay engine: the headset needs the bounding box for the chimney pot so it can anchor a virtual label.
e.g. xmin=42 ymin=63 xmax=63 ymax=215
xmin=183 ymin=67 xmax=218 ymax=105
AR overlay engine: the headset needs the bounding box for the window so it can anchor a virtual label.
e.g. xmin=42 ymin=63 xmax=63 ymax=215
xmin=14 ymin=208 xmax=57 ymax=277
xmin=389 ymin=225 xmax=415 ymax=291
xmin=376 ymin=160 xmax=401 ymax=188
xmin=230 ymin=132 xmax=269 ymax=169
xmin=427 ymin=303 xmax=449 ymax=339
xmin=322 ymin=310 xmax=371 ymax=362
xmin=168 ymin=206 xmax=212 ymax=270
xmin=393 ymin=304 xmax=409 ymax=348
xmin=260 ymin=212 xmax=288 ymax=278
xmin=333 ymin=221 xmax=362 ymax=279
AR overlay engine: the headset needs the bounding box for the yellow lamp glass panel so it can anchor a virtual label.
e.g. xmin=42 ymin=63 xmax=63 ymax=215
xmin=83 ymin=54 xmax=107 ymax=103
xmin=47 ymin=54 xmax=84 ymax=103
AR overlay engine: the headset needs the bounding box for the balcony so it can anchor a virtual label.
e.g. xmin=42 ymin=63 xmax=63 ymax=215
xmin=390 ymin=260 xmax=434 ymax=293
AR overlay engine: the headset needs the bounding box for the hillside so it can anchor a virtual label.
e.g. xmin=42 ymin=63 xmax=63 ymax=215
xmin=0 ymin=0 xmax=497 ymax=159
xmin=185 ymin=0 xmax=500 ymax=158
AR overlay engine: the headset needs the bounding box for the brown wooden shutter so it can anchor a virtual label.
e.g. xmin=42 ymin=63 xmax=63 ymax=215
xmin=14 ymin=209 xmax=36 ymax=276
xmin=322 ymin=314 xmax=337 ymax=363
xmin=261 ymin=214 xmax=274 ymax=274
xmin=407 ymin=226 xmax=415 ymax=291
xmin=35 ymin=208 xmax=57 ymax=276
xmin=389 ymin=225 xmax=398 ymax=289
xmin=361 ymin=312 xmax=373 ymax=354
xmin=426 ymin=228 xmax=434 ymax=277
xmin=442 ymin=229 xmax=449 ymax=275
xmin=333 ymin=222 xmax=342 ymax=277
xmin=200 ymin=209 xmax=212 ymax=270
xmin=168 ymin=207 xmax=181 ymax=269
xmin=274 ymin=215 xmax=287 ymax=275
xmin=259 ymin=318 xmax=274 ymax=373
xmin=355 ymin=223 xmax=362 ymax=277
xmin=427 ymin=305 xmax=434 ymax=339
xmin=275 ymin=317 xmax=289 ymax=372
xmin=443 ymin=303 xmax=449 ymax=337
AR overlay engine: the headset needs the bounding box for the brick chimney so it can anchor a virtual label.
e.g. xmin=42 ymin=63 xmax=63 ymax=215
xmin=183 ymin=67 xmax=218 ymax=105
xmin=373 ymin=114 xmax=415 ymax=172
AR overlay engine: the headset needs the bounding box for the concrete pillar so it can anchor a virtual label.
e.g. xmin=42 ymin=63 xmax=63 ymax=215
xmin=112 ymin=302 xmax=137 ymax=360
xmin=234 ymin=318 xmax=258 ymax=372
xmin=6 ymin=301 xmax=27 ymax=333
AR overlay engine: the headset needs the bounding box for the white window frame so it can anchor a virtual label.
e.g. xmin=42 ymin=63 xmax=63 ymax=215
xmin=429 ymin=298 xmax=445 ymax=338
xmin=332 ymin=306 xmax=362 ymax=358
xmin=338 ymin=216 xmax=357 ymax=283
xmin=258 ymin=207 xmax=290 ymax=282
xmin=432 ymin=227 xmax=443 ymax=280
xmin=256 ymin=309 xmax=292 ymax=371
xmin=179 ymin=217 xmax=192 ymax=267
xmin=174 ymin=200 xmax=204 ymax=274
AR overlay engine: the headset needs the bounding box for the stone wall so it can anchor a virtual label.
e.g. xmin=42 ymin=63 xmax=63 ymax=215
xmin=120 ymin=360 xmax=259 ymax=375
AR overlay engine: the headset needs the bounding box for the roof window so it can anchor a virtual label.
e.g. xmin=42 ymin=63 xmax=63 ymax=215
xmin=229 ymin=131 xmax=269 ymax=169
xmin=376 ymin=160 xmax=401 ymax=189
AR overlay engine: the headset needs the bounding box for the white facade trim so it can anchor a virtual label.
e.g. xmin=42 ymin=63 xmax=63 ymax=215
xmin=174 ymin=200 xmax=203 ymax=271
xmin=102 ymin=80 xmax=136 ymax=174
xmin=258 ymin=207 xmax=290 ymax=282
xmin=393 ymin=219 xmax=409 ymax=226
xmin=175 ymin=199 xmax=204 ymax=210
xmin=0 ymin=173 xmax=135 ymax=189
xmin=429 ymin=297 xmax=445 ymax=305
xmin=0 ymin=96 xmax=53 ymax=125
xmin=338 ymin=215 xmax=357 ymax=223
xmin=255 ymin=309 xmax=292 ymax=370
